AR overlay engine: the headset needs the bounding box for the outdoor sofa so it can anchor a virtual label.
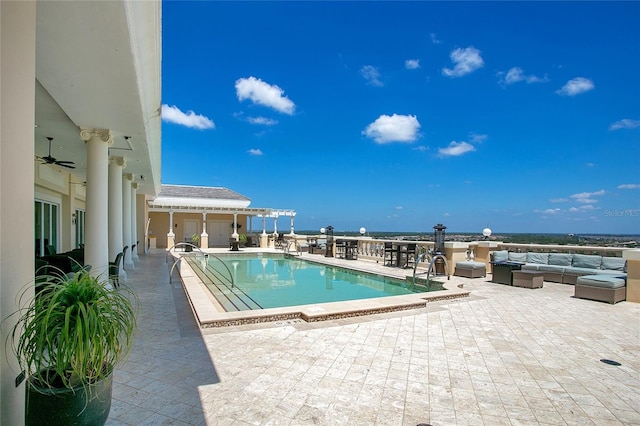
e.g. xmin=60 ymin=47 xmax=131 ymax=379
xmin=490 ymin=250 xmax=627 ymax=284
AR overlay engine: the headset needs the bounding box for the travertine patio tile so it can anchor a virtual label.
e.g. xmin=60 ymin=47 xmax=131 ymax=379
xmin=107 ymin=251 xmax=640 ymax=425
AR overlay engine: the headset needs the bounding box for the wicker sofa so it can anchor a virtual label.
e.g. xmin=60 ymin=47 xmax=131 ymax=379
xmin=490 ymin=250 xmax=627 ymax=284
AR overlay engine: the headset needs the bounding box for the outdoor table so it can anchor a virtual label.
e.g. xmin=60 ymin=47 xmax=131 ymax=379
xmin=491 ymin=261 xmax=523 ymax=285
xmin=512 ymin=270 xmax=544 ymax=288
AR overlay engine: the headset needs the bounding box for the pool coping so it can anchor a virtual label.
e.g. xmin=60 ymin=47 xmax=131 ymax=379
xmin=172 ymin=250 xmax=471 ymax=328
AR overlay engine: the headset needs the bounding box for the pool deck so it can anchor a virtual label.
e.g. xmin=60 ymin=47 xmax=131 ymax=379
xmin=107 ymin=249 xmax=640 ymax=425
xmin=176 ymin=248 xmax=470 ymax=327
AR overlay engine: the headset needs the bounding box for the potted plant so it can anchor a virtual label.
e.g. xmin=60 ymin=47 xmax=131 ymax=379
xmin=8 ymin=270 xmax=137 ymax=425
xmin=238 ymin=233 xmax=247 ymax=248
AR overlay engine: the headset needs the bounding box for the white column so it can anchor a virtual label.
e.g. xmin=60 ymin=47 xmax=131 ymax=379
xmin=261 ymin=215 xmax=267 ymax=236
xmin=1 ymin=2 xmax=36 ymax=422
xmin=131 ymin=182 xmax=139 ymax=261
xmin=167 ymin=211 xmax=175 ymax=249
xmin=289 ymin=213 xmax=296 ymax=235
xmin=122 ymin=173 xmax=133 ymax=268
xmin=82 ymin=128 xmax=113 ymax=282
xmin=273 ymin=214 xmax=278 ymax=236
xmin=232 ymin=213 xmax=239 ymax=239
xmin=108 ymin=156 xmax=126 ymax=282
xmin=200 ymin=212 xmax=208 ymax=248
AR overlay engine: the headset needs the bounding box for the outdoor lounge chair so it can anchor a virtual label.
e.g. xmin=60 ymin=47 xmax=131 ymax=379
xmin=109 ymin=252 xmax=123 ymax=288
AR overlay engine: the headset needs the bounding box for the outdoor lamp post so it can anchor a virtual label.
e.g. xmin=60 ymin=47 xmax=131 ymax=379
xmin=482 ymin=227 xmax=492 ymax=240
xmin=324 ymin=225 xmax=334 ymax=257
xmin=359 ymin=227 xmax=366 ymax=236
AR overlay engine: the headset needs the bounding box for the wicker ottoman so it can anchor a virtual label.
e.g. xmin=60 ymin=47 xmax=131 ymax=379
xmin=575 ymin=275 xmax=626 ymax=304
xmin=454 ymin=261 xmax=486 ymax=278
xmin=512 ymin=270 xmax=544 ymax=288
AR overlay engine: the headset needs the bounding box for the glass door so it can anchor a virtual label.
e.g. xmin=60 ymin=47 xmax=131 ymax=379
xmin=35 ymin=200 xmax=59 ymax=257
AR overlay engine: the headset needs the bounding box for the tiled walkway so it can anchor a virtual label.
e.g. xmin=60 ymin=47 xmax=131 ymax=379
xmin=107 ymin=251 xmax=640 ymax=425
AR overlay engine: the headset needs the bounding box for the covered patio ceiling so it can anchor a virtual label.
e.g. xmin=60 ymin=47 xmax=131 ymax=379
xmin=33 ymin=0 xmax=161 ymax=196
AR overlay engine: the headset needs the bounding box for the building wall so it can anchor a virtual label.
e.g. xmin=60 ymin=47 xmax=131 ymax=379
xmin=147 ymin=211 xmax=249 ymax=248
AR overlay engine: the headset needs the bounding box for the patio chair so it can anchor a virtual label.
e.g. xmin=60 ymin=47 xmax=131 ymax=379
xmin=384 ymin=242 xmax=396 ymax=266
xmin=402 ymin=243 xmax=417 ymax=268
xmin=46 ymin=244 xmax=57 ymax=256
xmin=122 ymin=245 xmax=129 ymax=269
xmin=109 ymin=252 xmax=124 ymax=288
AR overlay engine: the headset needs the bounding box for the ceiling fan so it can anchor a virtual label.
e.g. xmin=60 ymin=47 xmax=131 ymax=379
xmin=40 ymin=137 xmax=75 ymax=169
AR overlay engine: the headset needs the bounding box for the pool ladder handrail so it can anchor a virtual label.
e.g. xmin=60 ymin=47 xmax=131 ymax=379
xmin=167 ymin=243 xmax=234 ymax=288
xmin=412 ymin=251 xmax=450 ymax=286
xmin=284 ymin=239 xmax=301 ymax=256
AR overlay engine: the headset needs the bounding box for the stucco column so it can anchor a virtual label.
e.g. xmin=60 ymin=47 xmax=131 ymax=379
xmin=200 ymin=212 xmax=208 ymax=248
xmin=289 ymin=213 xmax=296 ymax=235
xmin=474 ymin=241 xmax=500 ymax=273
xmin=273 ymin=214 xmax=278 ymax=236
xmin=1 ymin=2 xmax=36 ymax=422
xmin=108 ymin=156 xmax=126 ymax=282
xmin=122 ymin=173 xmax=133 ymax=269
xmin=167 ymin=211 xmax=175 ymax=249
xmin=131 ymin=182 xmax=139 ymax=261
xmin=261 ymin=215 xmax=268 ymax=248
xmin=623 ymin=249 xmax=640 ymax=303
xmin=232 ymin=213 xmax=239 ymax=240
xmin=82 ymin=129 xmax=113 ymax=282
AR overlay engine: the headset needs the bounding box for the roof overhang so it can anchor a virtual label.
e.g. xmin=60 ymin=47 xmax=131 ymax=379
xmin=148 ymin=203 xmax=273 ymax=216
xmin=34 ymin=0 xmax=162 ymax=195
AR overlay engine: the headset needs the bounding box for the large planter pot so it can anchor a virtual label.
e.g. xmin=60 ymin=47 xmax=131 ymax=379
xmin=26 ymin=372 xmax=113 ymax=426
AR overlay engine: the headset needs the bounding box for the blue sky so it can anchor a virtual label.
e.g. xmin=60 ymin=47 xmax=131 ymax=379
xmin=161 ymin=1 xmax=640 ymax=235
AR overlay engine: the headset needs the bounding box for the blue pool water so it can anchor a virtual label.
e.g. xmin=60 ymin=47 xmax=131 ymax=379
xmin=189 ymin=253 xmax=439 ymax=311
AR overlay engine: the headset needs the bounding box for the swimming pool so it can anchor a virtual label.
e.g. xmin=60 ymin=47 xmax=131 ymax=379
xmin=184 ymin=253 xmax=441 ymax=312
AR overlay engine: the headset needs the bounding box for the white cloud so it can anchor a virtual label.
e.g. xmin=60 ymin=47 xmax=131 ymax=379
xmin=247 ymin=148 xmax=263 ymax=156
xmin=618 ymin=183 xmax=640 ymax=189
xmin=161 ymin=104 xmax=215 ymax=130
xmin=469 ymin=133 xmax=487 ymax=143
xmin=609 ymin=118 xmax=640 ymax=131
xmin=430 ymin=33 xmax=441 ymax=44
xmin=235 ymin=76 xmax=295 ymax=115
xmin=569 ymin=205 xmax=597 ymax=212
xmin=362 ymin=114 xmax=421 ymax=144
xmin=405 ymin=59 xmax=420 ymax=70
xmin=247 ymin=116 xmax=278 ymax=126
xmin=543 ymin=208 xmax=561 ymax=214
xmin=442 ymin=47 xmax=484 ymax=78
xmin=360 ymin=65 xmax=383 ymax=87
xmin=550 ymin=198 xmax=569 ymax=203
xmin=395 ymin=206 xmax=403 ymax=210
xmin=498 ymin=67 xmax=548 ymax=86
xmin=438 ymin=141 xmax=476 ymax=157
xmin=556 ymin=77 xmax=594 ymax=96
xmin=570 ymin=189 xmax=605 ymax=203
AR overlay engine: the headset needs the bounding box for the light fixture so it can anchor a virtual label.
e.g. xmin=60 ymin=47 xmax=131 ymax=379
xmin=359 ymin=227 xmax=366 ymax=236
xmin=482 ymin=227 xmax=492 ymax=240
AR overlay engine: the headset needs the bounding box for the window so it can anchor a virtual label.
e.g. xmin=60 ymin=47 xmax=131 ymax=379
xmin=35 ymin=200 xmax=59 ymax=257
